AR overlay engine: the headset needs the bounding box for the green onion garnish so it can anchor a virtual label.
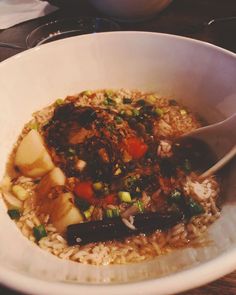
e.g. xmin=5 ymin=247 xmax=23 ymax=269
xmin=68 ymin=148 xmax=76 ymax=155
xmin=84 ymin=205 xmax=95 ymax=219
xmin=188 ymin=198 xmax=205 ymax=216
xmin=168 ymin=189 xmax=184 ymax=205
xmin=106 ymin=208 xmax=120 ymax=218
xmin=7 ymin=209 xmax=21 ymax=220
xmin=33 ymin=225 xmax=47 ymax=241
xmin=155 ymin=108 xmax=163 ymax=117
xmin=55 ymin=98 xmax=64 ymax=106
xmin=113 ymin=208 xmax=120 ymax=217
xmin=104 ymin=97 xmax=116 ymax=106
xmin=30 ymin=122 xmax=38 ymax=130
xmin=123 ymin=98 xmax=132 ymax=104
xmin=132 ymin=109 xmax=140 ymax=116
xmin=106 ymin=209 xmax=113 ymax=218
xmin=135 ymin=200 xmax=144 ymax=213
xmin=115 ymin=116 xmax=123 ymax=124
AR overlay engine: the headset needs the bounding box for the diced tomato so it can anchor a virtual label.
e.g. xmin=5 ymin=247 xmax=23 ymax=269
xmin=104 ymin=194 xmax=117 ymax=205
xmin=125 ymin=137 xmax=148 ymax=159
xmin=74 ymin=181 xmax=94 ymax=202
xmin=88 ymin=93 xmax=97 ymax=99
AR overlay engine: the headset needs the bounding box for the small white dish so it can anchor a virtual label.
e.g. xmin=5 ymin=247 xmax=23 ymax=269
xmin=88 ymin=0 xmax=173 ymax=21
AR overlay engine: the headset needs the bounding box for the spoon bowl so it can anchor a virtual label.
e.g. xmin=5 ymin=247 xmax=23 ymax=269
xmin=183 ymin=113 xmax=236 ymax=178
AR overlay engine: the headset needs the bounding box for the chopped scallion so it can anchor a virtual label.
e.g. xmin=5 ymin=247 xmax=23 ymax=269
xmin=115 ymin=116 xmax=123 ymax=124
xmin=112 ymin=208 xmax=120 ymax=217
xmin=132 ymin=109 xmax=140 ymax=116
xmin=135 ymin=200 xmax=144 ymax=213
xmin=68 ymin=148 xmax=76 ymax=155
xmin=84 ymin=205 xmax=95 ymax=219
xmin=123 ymin=98 xmax=132 ymax=104
xmin=106 ymin=209 xmax=113 ymax=218
xmin=55 ymin=98 xmax=64 ymax=106
xmin=155 ymin=108 xmax=163 ymax=117
xmin=104 ymin=97 xmax=116 ymax=106
xmin=33 ymin=225 xmax=47 ymax=241
xmin=7 ymin=209 xmax=21 ymax=220
xmin=30 ymin=122 xmax=38 ymax=130
xmin=106 ymin=208 xmax=120 ymax=218
xmin=82 ymin=90 xmax=92 ymax=96
xmin=168 ymin=189 xmax=184 ymax=205
xmin=188 ymin=198 xmax=205 ymax=216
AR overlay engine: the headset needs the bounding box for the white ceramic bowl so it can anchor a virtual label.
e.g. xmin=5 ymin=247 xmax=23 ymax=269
xmin=88 ymin=0 xmax=172 ymax=21
xmin=0 ymin=32 xmax=236 ymax=295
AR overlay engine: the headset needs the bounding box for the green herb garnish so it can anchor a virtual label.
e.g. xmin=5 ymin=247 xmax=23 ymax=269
xmin=115 ymin=116 xmax=123 ymax=124
xmin=7 ymin=209 xmax=21 ymax=220
xmin=187 ymin=198 xmax=205 ymax=217
xmin=132 ymin=109 xmax=140 ymax=116
xmin=106 ymin=208 xmax=120 ymax=218
xmin=135 ymin=200 xmax=144 ymax=213
xmin=30 ymin=121 xmax=39 ymax=130
xmin=155 ymin=108 xmax=163 ymax=117
xmin=33 ymin=225 xmax=47 ymax=241
xmin=123 ymin=98 xmax=132 ymax=104
xmin=168 ymin=189 xmax=184 ymax=205
xmin=104 ymin=97 xmax=116 ymax=106
xmin=55 ymin=98 xmax=64 ymax=106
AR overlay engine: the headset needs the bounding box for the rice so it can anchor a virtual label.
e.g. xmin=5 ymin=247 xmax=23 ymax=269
xmin=1 ymin=88 xmax=221 ymax=265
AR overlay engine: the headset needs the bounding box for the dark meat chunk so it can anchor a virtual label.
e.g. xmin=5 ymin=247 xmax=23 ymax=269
xmin=66 ymin=211 xmax=184 ymax=245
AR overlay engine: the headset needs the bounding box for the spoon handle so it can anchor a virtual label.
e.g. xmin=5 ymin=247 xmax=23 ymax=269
xmin=186 ymin=113 xmax=236 ymax=139
xmin=0 ymin=42 xmax=25 ymax=50
xmin=200 ymin=145 xmax=236 ymax=180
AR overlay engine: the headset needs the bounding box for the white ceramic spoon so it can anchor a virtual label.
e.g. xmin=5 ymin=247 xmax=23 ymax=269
xmin=182 ymin=113 xmax=236 ymax=179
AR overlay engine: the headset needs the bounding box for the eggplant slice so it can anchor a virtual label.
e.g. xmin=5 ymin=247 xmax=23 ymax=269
xmin=66 ymin=211 xmax=184 ymax=245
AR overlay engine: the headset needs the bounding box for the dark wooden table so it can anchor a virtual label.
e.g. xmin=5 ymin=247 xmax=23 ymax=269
xmin=0 ymin=0 xmax=236 ymax=294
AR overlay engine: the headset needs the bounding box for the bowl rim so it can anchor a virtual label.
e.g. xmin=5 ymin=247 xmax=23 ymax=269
xmin=1 ymin=248 xmax=236 ymax=295
xmin=0 ymin=31 xmax=236 ymax=295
